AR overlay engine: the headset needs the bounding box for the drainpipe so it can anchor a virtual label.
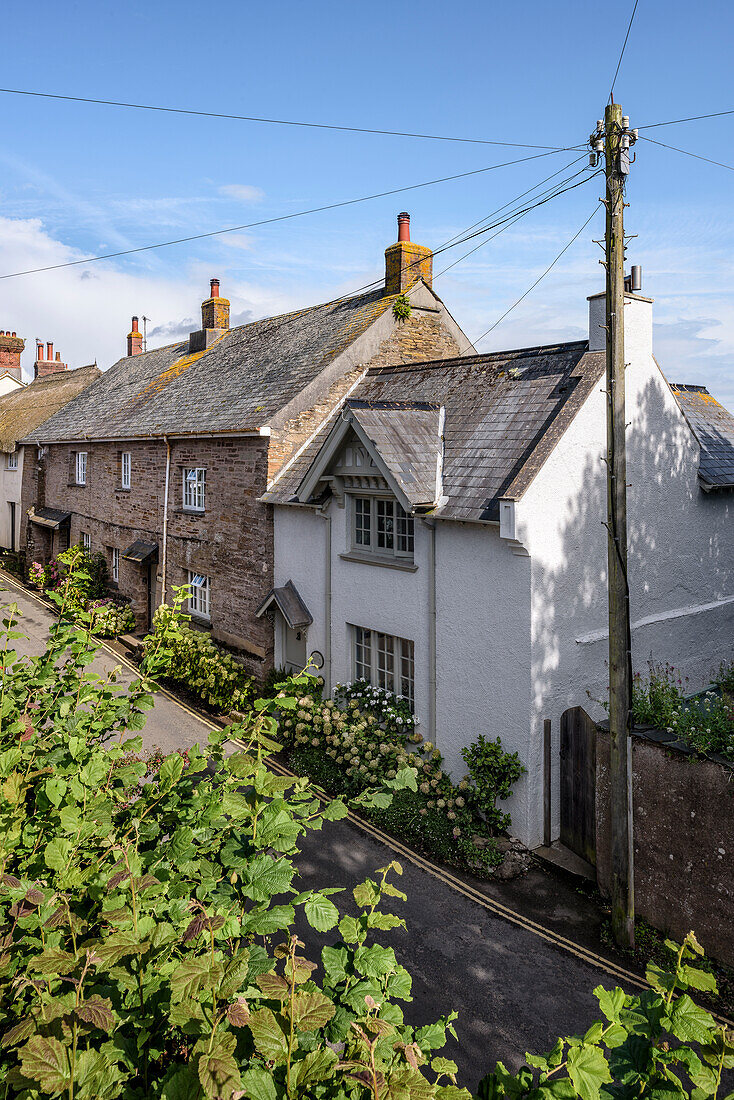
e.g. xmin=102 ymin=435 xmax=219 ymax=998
xmin=426 ymin=518 xmax=437 ymax=744
xmin=318 ymin=506 xmax=332 ymax=691
xmin=161 ymin=436 xmax=171 ymax=605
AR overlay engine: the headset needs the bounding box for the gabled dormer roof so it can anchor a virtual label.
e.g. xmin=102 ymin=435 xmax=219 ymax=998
xmin=264 ymin=341 xmax=605 ymax=522
xmin=296 ymin=399 xmax=445 ymax=511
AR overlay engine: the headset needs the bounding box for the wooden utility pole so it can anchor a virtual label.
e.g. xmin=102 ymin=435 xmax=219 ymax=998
xmin=591 ymin=102 xmax=637 ymax=949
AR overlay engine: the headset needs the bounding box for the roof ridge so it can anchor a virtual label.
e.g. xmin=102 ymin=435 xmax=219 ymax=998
xmin=367 ymin=339 xmax=590 ymax=376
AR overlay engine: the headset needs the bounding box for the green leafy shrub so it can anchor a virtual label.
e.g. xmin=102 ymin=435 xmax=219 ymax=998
xmin=478 ymin=931 xmax=734 ymax=1100
xmin=632 ymin=661 xmax=734 ymax=762
xmin=716 ymin=659 xmax=734 ymax=697
xmin=392 ymin=292 xmax=412 ymax=320
xmin=461 ymin=734 xmax=526 ymax=833
xmin=142 ymin=590 xmax=256 ymax=712
xmin=0 ymin=561 xmax=462 ymax=1100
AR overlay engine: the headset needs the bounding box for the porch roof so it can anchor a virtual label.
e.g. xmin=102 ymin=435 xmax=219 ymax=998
xmin=28 ymin=507 xmax=72 ymax=530
xmin=255 ymin=580 xmax=312 ymax=630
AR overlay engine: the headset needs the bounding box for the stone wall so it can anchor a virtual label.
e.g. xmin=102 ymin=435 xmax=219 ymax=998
xmin=596 ymin=727 xmax=734 ymax=966
xmin=22 ymin=436 xmax=274 ymax=674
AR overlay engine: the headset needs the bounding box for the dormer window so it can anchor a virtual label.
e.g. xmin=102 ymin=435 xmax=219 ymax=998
xmin=351 ymin=495 xmax=414 ymax=561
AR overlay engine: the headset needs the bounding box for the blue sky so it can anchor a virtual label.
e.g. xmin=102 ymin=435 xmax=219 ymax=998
xmin=1 ymin=0 xmax=733 ymax=407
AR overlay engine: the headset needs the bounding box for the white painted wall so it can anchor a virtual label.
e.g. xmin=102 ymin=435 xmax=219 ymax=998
xmin=0 ymin=375 xmax=24 ymax=397
xmin=516 ymin=293 xmax=733 ymax=846
xmin=273 ymin=498 xmax=534 ymax=838
xmin=0 ymin=446 xmax=24 ymax=550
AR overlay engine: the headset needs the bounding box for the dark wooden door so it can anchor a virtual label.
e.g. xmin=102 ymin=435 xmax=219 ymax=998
xmin=560 ymin=706 xmax=597 ymax=865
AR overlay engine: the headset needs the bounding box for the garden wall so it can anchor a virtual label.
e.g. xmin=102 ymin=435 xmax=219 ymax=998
xmin=596 ymin=726 xmax=734 ymax=967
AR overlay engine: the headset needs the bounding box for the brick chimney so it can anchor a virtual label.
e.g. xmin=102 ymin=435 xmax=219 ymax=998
xmin=190 ymin=278 xmax=230 ymax=352
xmin=127 ymin=316 xmax=143 ymax=356
xmin=34 ymin=340 xmax=68 ymax=380
xmin=384 ymin=213 xmax=433 ymax=295
xmin=0 ymin=330 xmax=24 ymax=382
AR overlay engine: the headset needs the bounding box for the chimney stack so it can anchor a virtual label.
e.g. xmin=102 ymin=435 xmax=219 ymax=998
xmin=0 ymin=330 xmax=25 ymax=382
xmin=34 ymin=340 xmax=68 ymax=380
xmin=127 ymin=316 xmax=143 ymax=357
xmin=384 ymin=212 xmax=433 ymax=295
xmin=190 ymin=278 xmax=230 ymax=352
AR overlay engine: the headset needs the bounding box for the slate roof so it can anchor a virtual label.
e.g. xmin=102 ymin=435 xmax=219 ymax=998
xmin=670 ymin=383 xmax=734 ymax=489
xmin=0 ymin=365 xmax=101 ymax=452
xmin=346 ymin=401 xmax=443 ymax=507
xmin=256 ymin=580 xmax=313 ymax=629
xmin=264 ymin=341 xmax=605 ymax=522
xmin=23 ymin=289 xmax=398 ymax=443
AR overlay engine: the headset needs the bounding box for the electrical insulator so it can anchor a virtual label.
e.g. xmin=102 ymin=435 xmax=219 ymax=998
xmin=589 ymin=152 xmax=598 ymax=167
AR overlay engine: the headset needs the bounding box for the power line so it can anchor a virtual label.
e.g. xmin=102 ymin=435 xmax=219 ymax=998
xmin=434 ymin=166 xmax=600 ymax=279
xmin=637 ymin=134 xmax=734 ymax=173
xmin=473 ymin=205 xmax=600 ymax=344
xmin=639 ymin=108 xmax=734 ymax=130
xmin=325 ymin=161 xmax=599 ymax=306
xmin=0 ymin=148 xmax=574 ymax=281
xmin=0 ymin=86 xmax=572 ymax=151
xmin=609 ymin=0 xmax=640 ymax=103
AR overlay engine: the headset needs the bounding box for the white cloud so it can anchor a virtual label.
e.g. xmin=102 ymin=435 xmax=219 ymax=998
xmin=218 ymin=184 xmax=265 ymax=203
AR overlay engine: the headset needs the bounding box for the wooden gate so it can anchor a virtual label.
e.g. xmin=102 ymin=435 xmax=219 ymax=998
xmin=560 ymin=706 xmax=597 ymax=865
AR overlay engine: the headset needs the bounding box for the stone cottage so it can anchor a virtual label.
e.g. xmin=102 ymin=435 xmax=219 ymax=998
xmin=20 ymin=215 xmax=473 ymax=671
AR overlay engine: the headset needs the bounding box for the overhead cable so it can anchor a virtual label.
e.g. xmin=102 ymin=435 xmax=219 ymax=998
xmin=609 ymin=0 xmax=641 ymax=103
xmin=474 ymin=205 xmax=600 ymax=343
xmin=637 ymin=134 xmax=734 ymax=173
xmin=0 ymin=149 xmax=574 ymax=280
xmin=0 ymin=86 xmax=573 ymax=151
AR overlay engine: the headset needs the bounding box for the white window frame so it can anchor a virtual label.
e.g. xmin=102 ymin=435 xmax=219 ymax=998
xmin=351 ymin=495 xmax=414 ymax=560
xmin=121 ymin=452 xmax=131 ymax=490
xmin=111 ymin=547 xmax=120 ymax=583
xmin=350 ymin=625 xmax=415 ymax=710
xmin=183 ymin=467 xmax=206 ymax=512
xmin=76 ymin=451 xmax=87 ymax=485
xmin=6 ymin=452 xmax=18 ymax=471
xmin=187 ymin=571 xmax=211 ymax=620
xmin=82 ymin=532 xmax=91 ymax=552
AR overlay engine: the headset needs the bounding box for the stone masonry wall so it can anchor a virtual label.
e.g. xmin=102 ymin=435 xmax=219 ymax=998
xmin=267 ymin=309 xmax=462 ymax=481
xmin=22 ymin=437 xmax=274 ymax=674
xmin=596 ymin=728 xmax=734 ymax=967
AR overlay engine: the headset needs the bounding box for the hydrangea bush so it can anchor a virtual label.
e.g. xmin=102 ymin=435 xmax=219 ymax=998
xmin=142 ymin=593 xmax=255 ymax=713
xmin=88 ymin=597 xmax=137 ymax=638
xmin=278 ymin=680 xmax=525 ymax=873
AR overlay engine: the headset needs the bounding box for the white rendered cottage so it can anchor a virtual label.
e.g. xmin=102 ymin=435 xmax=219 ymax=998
xmin=260 ymin=288 xmax=734 ymax=850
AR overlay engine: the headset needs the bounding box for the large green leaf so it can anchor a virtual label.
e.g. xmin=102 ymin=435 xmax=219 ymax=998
xmin=197 ymin=1040 xmax=242 ymax=1098
xmin=295 ymin=1048 xmax=338 ymax=1089
xmin=162 ymin=1065 xmax=203 ymax=1099
xmin=594 ymin=985 xmax=626 ymax=1023
xmin=44 ymin=837 xmax=72 ymax=872
xmin=159 ymin=754 xmax=185 ymax=789
xmin=241 ymin=1066 xmax=278 ymax=1100
xmin=566 ymin=1044 xmax=612 ymax=1100
xmin=248 ymin=1007 xmax=289 ymax=1063
xmin=171 ymin=957 xmax=221 ymax=1003
xmin=239 ymin=853 xmax=294 ymax=901
xmin=304 ymin=892 xmax=340 ymax=931
xmin=667 ymin=995 xmax=717 ymax=1045
xmin=354 ymin=944 xmax=396 ymax=979
xmin=19 ymin=1036 xmax=71 ymax=1094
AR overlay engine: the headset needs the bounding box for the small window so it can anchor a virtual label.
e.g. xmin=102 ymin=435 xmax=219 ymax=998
xmin=111 ymin=547 xmax=120 ymax=583
xmin=6 ymin=452 xmax=18 ymax=471
xmin=187 ymin=570 xmax=211 ymax=619
xmin=352 ymin=496 xmax=414 ymax=561
xmin=121 ymin=452 xmax=131 ymax=490
xmin=76 ymin=452 xmax=87 ymax=485
xmin=82 ymin=532 xmax=91 ymax=552
xmin=183 ymin=468 xmax=206 ymax=512
xmin=351 ymin=625 xmax=415 ymax=710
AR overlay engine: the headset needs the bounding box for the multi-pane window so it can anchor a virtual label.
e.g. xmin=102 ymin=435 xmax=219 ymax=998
xmin=6 ymin=452 xmax=18 ymax=470
xmin=352 ymin=497 xmax=414 ymax=559
xmin=121 ymin=452 xmax=131 ymax=490
xmin=183 ymin=468 xmax=206 ymax=512
xmin=76 ymin=452 xmax=87 ymax=485
xmin=351 ymin=625 xmax=415 ymax=710
xmin=111 ymin=547 xmax=120 ymax=583
xmin=188 ymin=571 xmax=211 ymax=619
xmin=82 ymin=532 xmax=91 ymax=552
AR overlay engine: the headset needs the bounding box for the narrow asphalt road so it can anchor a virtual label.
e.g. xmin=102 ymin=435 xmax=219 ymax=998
xmin=3 ymin=575 xmax=633 ymax=1091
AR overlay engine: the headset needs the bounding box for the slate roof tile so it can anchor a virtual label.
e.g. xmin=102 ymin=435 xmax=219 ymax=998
xmin=670 ymin=383 xmax=734 ymax=488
